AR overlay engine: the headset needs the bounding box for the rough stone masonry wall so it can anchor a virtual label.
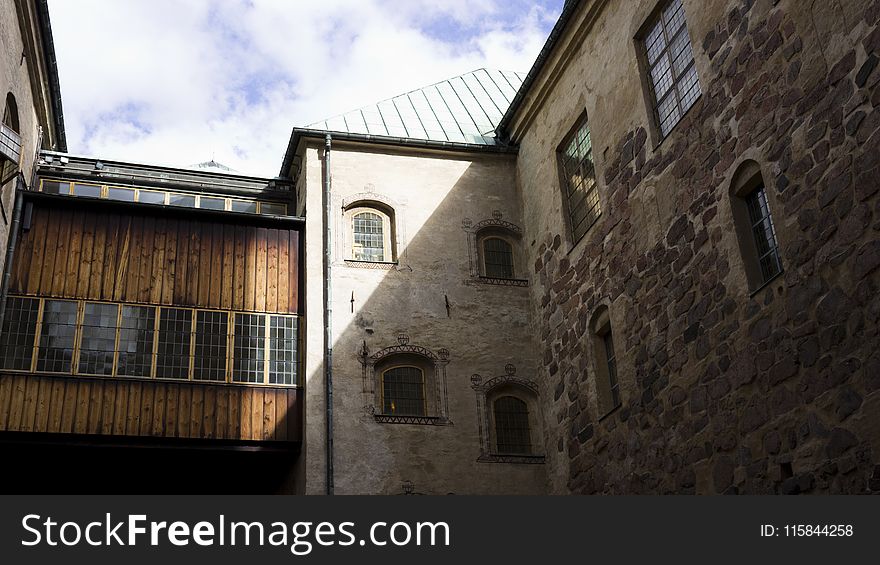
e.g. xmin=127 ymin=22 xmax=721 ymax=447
xmin=530 ymin=0 xmax=880 ymax=493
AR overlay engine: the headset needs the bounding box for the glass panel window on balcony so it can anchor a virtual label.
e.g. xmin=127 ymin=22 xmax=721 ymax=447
xmin=233 ymin=313 xmax=265 ymax=383
xmin=138 ymin=190 xmax=166 ymax=205
xmin=107 ymin=187 xmax=136 ymax=202
xmin=156 ymin=308 xmax=192 ymax=379
xmin=194 ymin=311 xmax=228 ymax=382
xmin=118 ymin=305 xmax=156 ymax=378
xmin=200 ymin=196 xmax=226 ymax=211
xmin=41 ymin=180 xmax=71 ymax=195
xmin=36 ymin=300 xmax=78 ymax=373
xmin=269 ymin=316 xmax=298 ymax=385
xmin=78 ymin=302 xmax=119 ymax=376
xmin=0 ymin=297 xmax=39 ymax=370
xmin=72 ymin=183 xmax=102 ymax=198
xmin=168 ymin=193 xmax=196 ymax=208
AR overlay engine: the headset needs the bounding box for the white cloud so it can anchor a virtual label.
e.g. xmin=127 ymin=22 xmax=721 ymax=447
xmin=48 ymin=0 xmax=562 ymax=176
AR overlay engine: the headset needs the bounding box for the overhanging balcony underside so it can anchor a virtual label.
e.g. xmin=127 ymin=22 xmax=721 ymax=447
xmin=0 ymin=373 xmax=301 ymax=444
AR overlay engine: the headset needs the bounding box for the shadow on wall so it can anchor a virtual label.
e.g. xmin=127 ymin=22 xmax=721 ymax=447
xmin=297 ymin=148 xmax=548 ymax=495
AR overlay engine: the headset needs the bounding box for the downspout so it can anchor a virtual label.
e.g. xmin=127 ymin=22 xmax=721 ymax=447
xmin=323 ymin=133 xmax=335 ymax=495
xmin=0 ymin=177 xmax=26 ymax=336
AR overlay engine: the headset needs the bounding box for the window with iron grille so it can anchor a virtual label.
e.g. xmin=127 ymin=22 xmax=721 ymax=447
xmin=643 ymin=0 xmax=701 ymax=138
xmin=745 ymin=186 xmax=783 ymax=284
xmin=0 ymin=297 xmax=39 ymax=370
xmin=156 ymin=308 xmax=192 ymax=379
xmin=36 ymin=300 xmax=78 ymax=373
xmin=269 ymin=316 xmax=298 ymax=385
xmin=558 ymin=117 xmax=600 ymax=242
xmin=382 ymin=366 xmax=426 ymax=416
xmin=78 ymin=302 xmax=119 ymax=375
xmin=193 ymin=311 xmax=228 ymax=382
xmin=352 ymin=212 xmax=385 ymax=262
xmin=493 ymin=396 xmax=531 ymax=454
xmin=482 ymin=237 xmax=514 ymax=279
xmin=117 ymin=305 xmax=155 ymax=377
xmin=233 ymin=313 xmax=265 ymax=383
xmin=603 ymin=330 xmax=620 ymax=409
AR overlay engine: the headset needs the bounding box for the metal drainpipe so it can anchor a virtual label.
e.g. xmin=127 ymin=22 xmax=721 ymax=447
xmin=323 ymin=133 xmax=335 ymax=495
xmin=0 ymin=178 xmax=26 ymax=336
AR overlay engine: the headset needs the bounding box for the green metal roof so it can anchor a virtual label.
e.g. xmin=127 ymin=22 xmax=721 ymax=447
xmin=307 ymin=69 xmax=527 ymax=146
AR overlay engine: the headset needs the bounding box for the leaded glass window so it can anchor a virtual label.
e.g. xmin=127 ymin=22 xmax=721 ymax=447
xmin=483 ymin=237 xmax=514 ymax=279
xmin=118 ymin=305 xmax=155 ymax=378
xmin=0 ymin=297 xmax=39 ymax=370
xmin=193 ymin=311 xmax=228 ymax=381
xmin=269 ymin=316 xmax=298 ymax=385
xmin=382 ymin=366 xmax=425 ymax=416
xmin=559 ymin=118 xmax=600 ymax=242
xmin=78 ymin=302 xmax=119 ymax=375
xmin=233 ymin=313 xmax=265 ymax=383
xmin=36 ymin=300 xmax=77 ymax=373
xmin=352 ymin=212 xmax=385 ymax=262
xmin=644 ymin=0 xmax=701 ymax=137
xmin=494 ymin=396 xmax=531 ymax=454
xmin=746 ymin=186 xmax=783 ymax=284
xmin=156 ymin=308 xmax=192 ymax=379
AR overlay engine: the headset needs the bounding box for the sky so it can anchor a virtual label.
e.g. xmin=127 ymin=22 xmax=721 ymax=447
xmin=47 ymin=0 xmax=563 ymax=177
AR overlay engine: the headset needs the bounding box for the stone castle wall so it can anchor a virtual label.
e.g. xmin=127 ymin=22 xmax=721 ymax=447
xmin=515 ymin=0 xmax=880 ymax=493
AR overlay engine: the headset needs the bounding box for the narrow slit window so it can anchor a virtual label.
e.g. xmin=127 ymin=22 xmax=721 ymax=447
xmin=156 ymin=308 xmax=192 ymax=379
xmin=483 ymin=237 xmax=514 ymax=279
xmin=78 ymin=302 xmax=119 ymax=376
xmin=643 ymin=0 xmax=701 ymax=137
xmin=382 ymin=366 xmax=425 ymax=416
xmin=603 ymin=331 xmax=620 ymax=409
xmin=117 ymin=305 xmax=155 ymax=378
xmin=494 ymin=396 xmax=531 ymax=454
xmin=559 ymin=118 xmax=600 ymax=242
xmin=233 ymin=313 xmax=265 ymax=383
xmin=193 ymin=311 xmax=228 ymax=382
xmin=36 ymin=300 xmax=78 ymax=373
xmin=746 ymin=186 xmax=783 ymax=284
xmin=269 ymin=316 xmax=298 ymax=385
xmin=0 ymin=297 xmax=39 ymax=370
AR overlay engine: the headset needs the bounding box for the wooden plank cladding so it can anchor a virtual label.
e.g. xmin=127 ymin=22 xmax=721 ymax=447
xmin=10 ymin=202 xmax=301 ymax=315
xmin=0 ymin=373 xmax=302 ymax=443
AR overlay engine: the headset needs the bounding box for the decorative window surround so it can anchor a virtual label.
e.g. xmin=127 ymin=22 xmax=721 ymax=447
xmin=462 ymin=212 xmax=529 ymax=287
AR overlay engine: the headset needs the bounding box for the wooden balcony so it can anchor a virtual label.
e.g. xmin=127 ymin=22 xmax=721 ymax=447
xmin=0 ymin=373 xmax=301 ymax=444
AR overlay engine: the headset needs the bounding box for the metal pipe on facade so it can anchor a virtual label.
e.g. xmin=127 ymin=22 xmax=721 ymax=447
xmin=0 ymin=178 xmax=26 ymax=336
xmin=323 ymin=133 xmax=335 ymax=495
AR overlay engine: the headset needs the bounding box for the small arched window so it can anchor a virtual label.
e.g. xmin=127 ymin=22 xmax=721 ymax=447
xmin=493 ymin=395 xmax=531 ymax=454
xmin=482 ymin=237 xmax=514 ymax=278
xmin=346 ymin=203 xmax=395 ymax=263
xmin=3 ymin=93 xmax=19 ymax=133
xmin=730 ymin=160 xmax=783 ymax=291
xmin=381 ymin=365 xmax=426 ymax=416
xmin=591 ymin=306 xmax=621 ymax=416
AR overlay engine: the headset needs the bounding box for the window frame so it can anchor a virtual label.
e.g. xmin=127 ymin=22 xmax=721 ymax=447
xmin=591 ymin=306 xmax=622 ymax=418
xmin=491 ymin=394 xmax=532 ymax=455
xmin=556 ymin=113 xmax=601 ymax=245
xmin=478 ymin=233 xmax=517 ymax=280
xmin=729 ymin=161 xmax=784 ymax=293
xmin=380 ymin=364 xmax=428 ymax=417
xmin=636 ymin=0 xmax=702 ymax=142
xmin=471 ymin=373 xmax=545 ymax=464
xmin=345 ymin=204 xmax=395 ymax=263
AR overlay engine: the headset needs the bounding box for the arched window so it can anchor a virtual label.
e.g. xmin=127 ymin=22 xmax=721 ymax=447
xmin=346 ymin=203 xmax=395 ymax=263
xmin=591 ymin=306 xmax=621 ymax=416
xmin=493 ymin=396 xmax=531 ymax=454
xmin=381 ymin=365 xmax=426 ymax=416
xmin=3 ymin=93 xmax=19 ymax=133
xmin=730 ymin=160 xmax=783 ymax=290
xmin=482 ymin=237 xmax=514 ymax=278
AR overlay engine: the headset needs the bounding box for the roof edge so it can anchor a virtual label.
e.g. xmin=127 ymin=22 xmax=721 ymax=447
xmin=279 ymin=128 xmax=518 ymax=179
xmin=35 ymin=0 xmax=67 ymax=152
xmin=495 ymin=0 xmax=583 ymax=141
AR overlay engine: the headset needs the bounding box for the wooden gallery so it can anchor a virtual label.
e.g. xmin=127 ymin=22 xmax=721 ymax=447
xmin=0 ymin=153 xmax=304 ymax=492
